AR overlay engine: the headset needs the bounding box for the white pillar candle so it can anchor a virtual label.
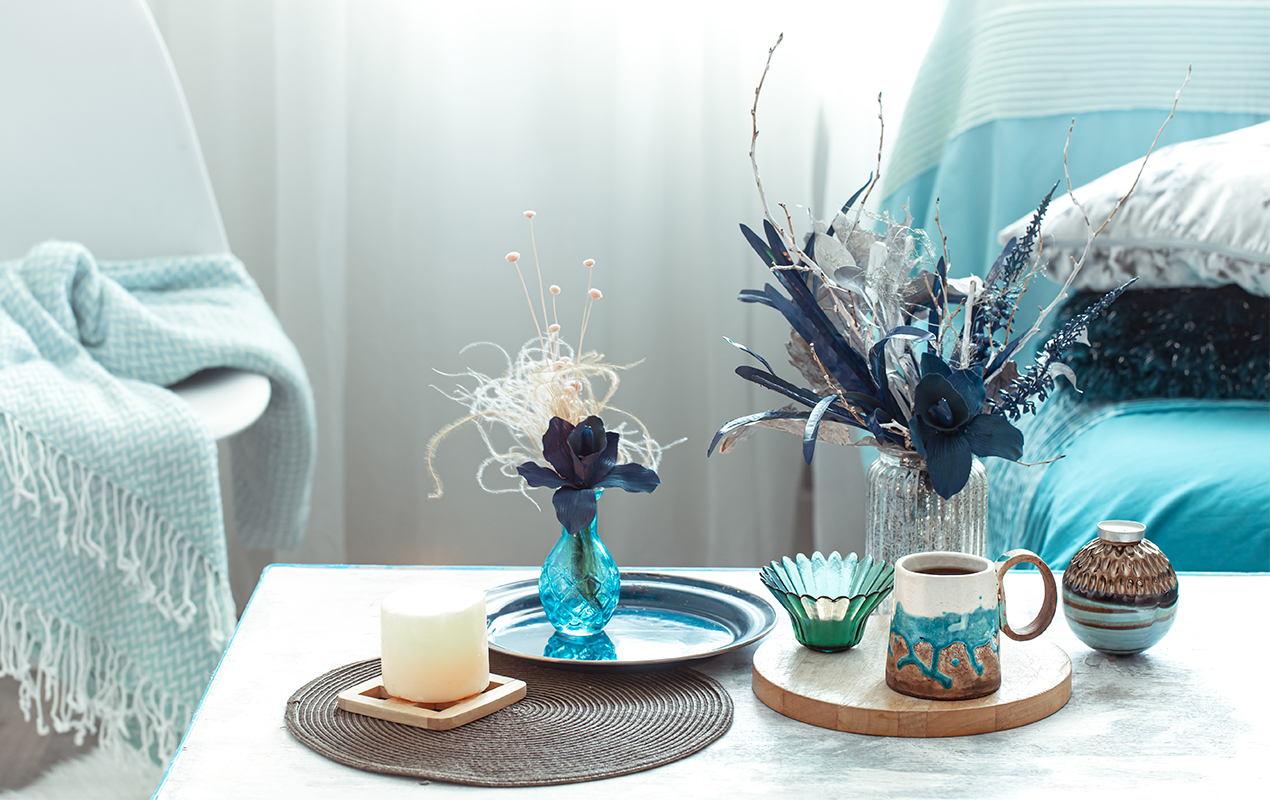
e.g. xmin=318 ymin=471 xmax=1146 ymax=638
xmin=379 ymin=583 xmax=489 ymax=704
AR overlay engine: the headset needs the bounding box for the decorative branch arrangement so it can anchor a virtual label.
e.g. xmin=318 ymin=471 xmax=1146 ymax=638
xmin=710 ymin=36 xmax=1186 ymax=499
xmin=427 ymin=211 xmax=674 ymax=531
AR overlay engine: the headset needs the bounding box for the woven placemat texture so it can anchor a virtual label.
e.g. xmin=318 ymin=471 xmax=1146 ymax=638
xmin=285 ymin=653 xmax=733 ymax=787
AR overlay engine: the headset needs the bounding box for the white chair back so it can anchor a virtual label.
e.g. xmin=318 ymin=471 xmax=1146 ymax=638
xmin=0 ymin=0 xmax=228 ymax=260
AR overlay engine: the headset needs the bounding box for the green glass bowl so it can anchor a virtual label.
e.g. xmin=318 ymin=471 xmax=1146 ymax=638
xmin=759 ymin=551 xmax=895 ymax=652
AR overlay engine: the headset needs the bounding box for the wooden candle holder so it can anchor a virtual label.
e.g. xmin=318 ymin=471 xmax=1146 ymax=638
xmin=336 ymin=673 xmax=526 ymax=731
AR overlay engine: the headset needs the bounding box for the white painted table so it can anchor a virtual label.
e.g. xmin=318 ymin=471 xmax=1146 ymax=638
xmin=156 ymin=566 xmax=1267 ymax=799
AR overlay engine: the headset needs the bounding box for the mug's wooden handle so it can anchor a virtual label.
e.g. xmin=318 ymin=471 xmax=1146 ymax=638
xmin=997 ymin=549 xmax=1057 ymax=641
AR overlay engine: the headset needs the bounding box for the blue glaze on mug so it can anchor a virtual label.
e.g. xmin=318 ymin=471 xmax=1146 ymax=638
xmin=890 ymin=601 xmax=1000 ymax=688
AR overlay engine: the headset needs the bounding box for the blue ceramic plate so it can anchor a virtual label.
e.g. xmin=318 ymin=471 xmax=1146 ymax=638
xmin=485 ymin=572 xmax=777 ymax=668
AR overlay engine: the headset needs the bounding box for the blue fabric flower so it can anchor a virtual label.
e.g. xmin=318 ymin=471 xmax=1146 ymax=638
xmin=517 ymin=415 xmax=660 ymax=534
xmin=908 ymin=353 xmax=1023 ymax=499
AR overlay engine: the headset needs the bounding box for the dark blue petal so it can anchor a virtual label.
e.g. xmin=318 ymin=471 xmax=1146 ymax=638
xmin=516 ymin=462 xmax=568 ymax=489
xmin=963 ymin=413 xmax=1024 ymax=461
xmin=568 ymin=416 xmax=607 ymax=458
xmin=594 ymin=462 xmax=660 ymax=493
xmin=923 ymin=431 xmax=973 ymax=499
xmin=930 ymin=399 xmax=955 ymax=428
xmin=920 ymin=351 xmax=951 ymax=378
xmin=542 ymin=417 xmax=577 ymax=483
xmin=913 ymin=373 xmax=969 ymax=431
xmin=909 ymin=416 xmax=936 ymax=457
xmin=948 ymin=366 xmax=987 ymax=415
xmin=575 ymin=431 xmax=620 ymax=485
xmin=552 ymin=487 xmax=599 ymax=535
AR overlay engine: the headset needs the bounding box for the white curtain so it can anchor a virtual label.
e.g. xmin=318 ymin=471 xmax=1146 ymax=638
xmin=147 ymin=0 xmax=941 ymax=599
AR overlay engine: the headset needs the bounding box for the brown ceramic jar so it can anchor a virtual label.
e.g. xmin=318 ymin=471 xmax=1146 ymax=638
xmin=1061 ymin=520 xmax=1178 ymax=655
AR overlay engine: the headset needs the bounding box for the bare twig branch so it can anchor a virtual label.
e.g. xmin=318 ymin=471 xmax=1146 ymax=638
xmin=984 ymin=68 xmax=1190 ymax=388
xmin=1018 ymin=455 xmax=1066 ymax=467
xmin=844 ymin=93 xmax=886 ymax=241
xmin=858 ymin=93 xmax=885 ymax=211
xmin=747 ymin=39 xmax=859 ymax=344
xmin=1094 ymin=66 xmax=1190 ymax=238
xmin=749 ymin=33 xmax=784 ymax=231
xmin=779 ymin=203 xmax=798 ymax=245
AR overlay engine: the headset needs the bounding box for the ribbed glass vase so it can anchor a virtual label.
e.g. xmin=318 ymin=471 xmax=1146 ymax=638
xmin=865 ymin=449 xmax=987 ymax=611
xmin=538 ymin=489 xmax=620 ymax=637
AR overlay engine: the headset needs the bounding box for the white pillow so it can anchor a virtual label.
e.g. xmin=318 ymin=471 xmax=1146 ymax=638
xmin=998 ymin=121 xmax=1270 ymax=297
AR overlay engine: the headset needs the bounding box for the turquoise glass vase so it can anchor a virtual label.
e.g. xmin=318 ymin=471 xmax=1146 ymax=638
xmin=538 ymin=489 xmax=620 ymax=637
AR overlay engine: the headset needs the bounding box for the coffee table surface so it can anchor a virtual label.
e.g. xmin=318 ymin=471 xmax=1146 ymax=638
xmin=155 ymin=566 xmax=1266 ymax=798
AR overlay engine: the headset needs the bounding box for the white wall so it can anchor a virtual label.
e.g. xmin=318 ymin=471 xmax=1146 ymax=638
xmin=147 ymin=0 xmax=942 ymax=595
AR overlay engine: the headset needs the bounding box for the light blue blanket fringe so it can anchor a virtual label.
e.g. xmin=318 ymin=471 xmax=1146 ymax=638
xmin=0 ymin=242 xmax=315 ymax=760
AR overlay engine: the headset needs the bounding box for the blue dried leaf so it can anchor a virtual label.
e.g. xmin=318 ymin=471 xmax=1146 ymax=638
xmin=840 ymin=173 xmax=872 ymax=213
xmin=733 ymin=367 xmax=867 ymax=432
xmin=722 ymin=336 xmax=775 ymax=375
xmin=984 ymin=237 xmax=1017 ymax=288
xmin=737 ymin=288 xmax=776 ymax=308
xmin=740 ymin=223 xmax=775 ymax=266
xmin=754 ymin=284 xmax=874 ymax=396
xmin=763 ymin=219 xmax=793 ymax=267
xmin=803 ymin=394 xmax=839 ymax=464
xmin=707 ymin=409 xmax=811 ymax=456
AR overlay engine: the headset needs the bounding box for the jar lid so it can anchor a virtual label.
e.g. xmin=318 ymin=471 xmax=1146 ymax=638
xmin=1097 ymin=520 xmax=1146 ymax=544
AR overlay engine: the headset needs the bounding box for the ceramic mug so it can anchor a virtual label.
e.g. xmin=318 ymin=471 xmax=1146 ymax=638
xmin=885 ymin=550 xmax=1057 ymax=701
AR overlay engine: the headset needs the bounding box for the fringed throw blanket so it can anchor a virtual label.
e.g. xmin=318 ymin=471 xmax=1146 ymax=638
xmin=0 ymin=242 xmax=315 ymax=761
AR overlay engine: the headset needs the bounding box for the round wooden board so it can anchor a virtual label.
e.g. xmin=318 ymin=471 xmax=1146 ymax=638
xmin=752 ymin=615 xmax=1071 ymax=738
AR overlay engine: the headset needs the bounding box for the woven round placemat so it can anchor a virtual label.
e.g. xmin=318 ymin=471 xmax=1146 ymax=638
xmin=285 ymin=653 xmax=733 ymax=787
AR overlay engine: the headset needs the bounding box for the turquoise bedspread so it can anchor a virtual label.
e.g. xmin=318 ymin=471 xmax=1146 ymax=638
xmin=0 ymin=243 xmax=315 ymax=760
xmin=986 ymin=393 xmax=1270 ymax=571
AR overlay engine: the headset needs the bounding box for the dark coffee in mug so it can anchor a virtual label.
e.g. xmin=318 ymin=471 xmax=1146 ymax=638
xmin=914 ymin=566 xmax=979 ymax=576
